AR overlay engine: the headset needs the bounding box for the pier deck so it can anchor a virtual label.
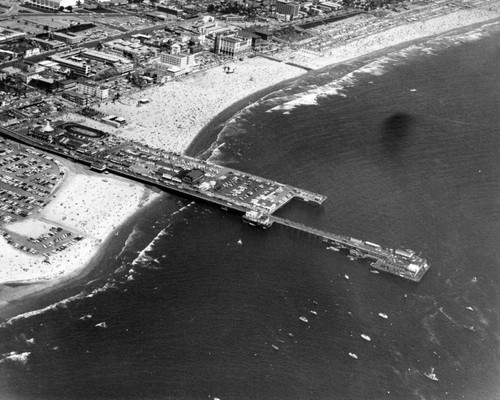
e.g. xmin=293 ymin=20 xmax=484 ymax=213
xmin=268 ymin=216 xmax=430 ymax=282
xmin=0 ymin=124 xmax=429 ymax=282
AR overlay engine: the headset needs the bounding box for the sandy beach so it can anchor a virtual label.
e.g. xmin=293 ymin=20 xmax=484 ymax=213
xmin=93 ymin=57 xmax=305 ymax=154
xmin=88 ymin=1 xmax=500 ymax=157
xmin=276 ymin=1 xmax=500 ymax=69
xmin=0 ymin=159 xmax=160 ymax=285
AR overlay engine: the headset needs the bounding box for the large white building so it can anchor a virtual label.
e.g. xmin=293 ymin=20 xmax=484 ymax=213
xmin=214 ymin=33 xmax=252 ymax=57
xmin=77 ymin=81 xmax=109 ymax=100
xmin=49 ymin=55 xmax=90 ymax=76
xmin=24 ymin=0 xmax=77 ymax=11
xmin=159 ymin=52 xmax=196 ymax=69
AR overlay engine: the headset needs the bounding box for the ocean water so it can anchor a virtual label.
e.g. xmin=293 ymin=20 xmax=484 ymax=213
xmin=1 ymin=21 xmax=500 ymax=400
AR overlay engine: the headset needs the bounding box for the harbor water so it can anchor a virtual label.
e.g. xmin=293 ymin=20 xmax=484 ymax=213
xmin=1 ymin=21 xmax=500 ymax=400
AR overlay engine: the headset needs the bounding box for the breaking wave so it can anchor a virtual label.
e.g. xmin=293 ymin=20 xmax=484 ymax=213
xmin=0 ymin=351 xmax=30 ymax=366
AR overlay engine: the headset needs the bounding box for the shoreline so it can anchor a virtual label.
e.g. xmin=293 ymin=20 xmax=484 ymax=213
xmin=94 ymin=3 xmax=500 ymax=160
xmin=0 ymin=192 xmax=164 ymax=322
xmin=187 ymin=15 xmax=500 ymax=158
xmin=0 ymin=155 xmax=161 ymax=317
xmin=1 ymin=3 xmax=499 ymax=319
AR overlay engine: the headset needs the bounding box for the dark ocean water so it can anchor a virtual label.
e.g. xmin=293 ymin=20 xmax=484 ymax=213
xmin=1 ymin=22 xmax=500 ymax=400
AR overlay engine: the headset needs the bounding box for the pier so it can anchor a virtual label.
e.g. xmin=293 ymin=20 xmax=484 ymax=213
xmin=265 ymin=216 xmax=429 ymax=282
xmin=0 ymin=123 xmax=429 ymax=282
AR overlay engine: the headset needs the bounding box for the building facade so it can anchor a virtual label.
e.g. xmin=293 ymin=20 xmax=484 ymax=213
xmin=24 ymin=0 xmax=77 ymax=11
xmin=50 ymin=55 xmax=90 ymax=76
xmin=159 ymin=52 xmax=196 ymax=69
xmin=214 ymin=33 xmax=252 ymax=57
xmin=276 ymin=0 xmax=300 ymax=19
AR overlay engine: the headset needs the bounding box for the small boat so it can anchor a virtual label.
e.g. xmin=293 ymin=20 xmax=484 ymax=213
xmin=237 ymin=239 xmax=242 ymax=245
xmin=348 ymin=352 xmax=358 ymax=359
xmin=344 ymin=275 xmax=350 ymax=280
xmin=95 ymin=322 xmax=108 ymax=328
xmin=310 ymin=310 xmax=318 ymax=315
xmin=410 ymin=88 xmax=417 ymax=92
xmin=326 ymin=246 xmax=339 ymax=252
xmin=378 ymin=313 xmax=388 ymax=319
xmin=361 ymin=334 xmax=371 ymax=342
xmin=271 ymin=344 xmax=279 ymax=351
xmin=466 ymin=306 xmax=474 ymax=311
xmin=370 ymin=270 xmax=379 ymax=274
xmin=424 ymin=367 xmax=438 ymax=381
xmin=299 ymin=316 xmax=309 ymax=323
xmin=463 ymin=325 xmax=476 ymax=332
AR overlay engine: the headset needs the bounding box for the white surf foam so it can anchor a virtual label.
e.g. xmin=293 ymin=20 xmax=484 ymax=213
xmin=0 ymin=351 xmax=30 ymax=365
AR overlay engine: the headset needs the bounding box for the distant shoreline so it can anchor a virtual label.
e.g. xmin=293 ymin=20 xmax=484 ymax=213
xmin=94 ymin=2 xmax=500 ymax=160
xmin=186 ymin=15 xmax=500 ymax=159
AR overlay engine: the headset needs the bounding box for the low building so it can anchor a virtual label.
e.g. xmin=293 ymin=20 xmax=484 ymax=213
xmin=23 ymin=0 xmax=77 ymax=11
xmin=0 ymin=28 xmax=26 ymax=44
xmin=182 ymin=169 xmax=204 ymax=184
xmin=157 ymin=5 xmax=183 ymax=16
xmin=31 ymin=37 xmax=66 ymax=50
xmin=62 ymin=90 xmax=90 ymax=106
xmin=77 ymin=80 xmax=109 ymax=100
xmin=37 ymin=60 xmax=61 ymax=72
xmin=60 ymin=79 xmax=77 ymax=91
xmin=52 ymin=31 xmax=86 ymax=45
xmin=101 ymin=40 xmax=153 ymax=62
xmin=82 ymin=49 xmax=134 ymax=74
xmin=318 ymin=1 xmax=343 ymax=11
xmin=50 ymin=55 xmax=90 ymax=77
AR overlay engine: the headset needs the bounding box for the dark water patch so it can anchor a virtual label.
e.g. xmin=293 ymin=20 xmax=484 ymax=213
xmin=380 ymin=112 xmax=416 ymax=153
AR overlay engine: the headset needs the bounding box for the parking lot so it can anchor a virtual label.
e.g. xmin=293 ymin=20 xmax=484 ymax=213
xmin=0 ymin=138 xmax=81 ymax=257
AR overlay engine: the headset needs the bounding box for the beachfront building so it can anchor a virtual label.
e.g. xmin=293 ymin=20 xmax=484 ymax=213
xmin=213 ymin=33 xmax=252 ymax=57
xmin=275 ymin=0 xmax=300 ymax=20
xmin=62 ymin=90 xmax=91 ymax=106
xmin=76 ymin=80 xmax=109 ymax=100
xmin=23 ymin=0 xmax=77 ymax=11
xmin=154 ymin=47 xmax=197 ymax=77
